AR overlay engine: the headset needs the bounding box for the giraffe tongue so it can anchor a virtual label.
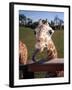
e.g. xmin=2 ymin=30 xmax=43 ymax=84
xmin=32 ymin=49 xmax=40 ymax=62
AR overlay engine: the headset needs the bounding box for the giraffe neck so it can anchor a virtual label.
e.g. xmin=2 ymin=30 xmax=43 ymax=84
xmin=47 ymin=39 xmax=57 ymax=60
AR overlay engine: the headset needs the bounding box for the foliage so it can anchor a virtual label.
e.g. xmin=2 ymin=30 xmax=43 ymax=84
xmin=19 ymin=14 xmax=64 ymax=30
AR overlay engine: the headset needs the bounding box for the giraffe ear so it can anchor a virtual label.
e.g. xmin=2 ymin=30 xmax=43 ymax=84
xmin=38 ymin=19 xmax=43 ymax=25
xmin=45 ymin=19 xmax=49 ymax=26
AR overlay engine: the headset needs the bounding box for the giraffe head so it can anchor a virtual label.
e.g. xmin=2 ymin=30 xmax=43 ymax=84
xmin=35 ymin=19 xmax=54 ymax=51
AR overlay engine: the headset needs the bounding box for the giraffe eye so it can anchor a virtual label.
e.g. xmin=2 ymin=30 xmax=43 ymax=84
xmin=49 ymin=30 xmax=52 ymax=35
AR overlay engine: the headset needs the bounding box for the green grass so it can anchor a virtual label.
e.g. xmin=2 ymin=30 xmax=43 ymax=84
xmin=52 ymin=30 xmax=64 ymax=58
xmin=19 ymin=27 xmax=48 ymax=61
xmin=19 ymin=27 xmax=35 ymax=61
xmin=19 ymin=26 xmax=64 ymax=60
xmin=19 ymin=26 xmax=64 ymax=78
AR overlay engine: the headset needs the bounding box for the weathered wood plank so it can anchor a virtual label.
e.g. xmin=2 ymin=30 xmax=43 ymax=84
xmin=26 ymin=58 xmax=64 ymax=64
xmin=19 ymin=58 xmax=64 ymax=72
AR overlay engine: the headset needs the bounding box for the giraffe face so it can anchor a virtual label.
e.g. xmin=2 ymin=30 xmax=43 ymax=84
xmin=35 ymin=19 xmax=54 ymax=51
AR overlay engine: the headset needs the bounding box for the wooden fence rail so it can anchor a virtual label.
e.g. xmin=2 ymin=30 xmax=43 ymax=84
xmin=19 ymin=58 xmax=64 ymax=79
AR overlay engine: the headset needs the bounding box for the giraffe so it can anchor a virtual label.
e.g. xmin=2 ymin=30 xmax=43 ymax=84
xmin=32 ymin=19 xmax=57 ymax=63
xmin=19 ymin=41 xmax=28 ymax=65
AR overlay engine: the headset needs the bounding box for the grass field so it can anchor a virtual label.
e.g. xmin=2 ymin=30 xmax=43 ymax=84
xmin=52 ymin=29 xmax=64 ymax=58
xmin=19 ymin=26 xmax=64 ymax=60
xmin=19 ymin=26 xmax=64 ymax=78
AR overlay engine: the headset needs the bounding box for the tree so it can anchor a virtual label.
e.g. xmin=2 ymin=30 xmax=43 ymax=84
xmin=59 ymin=19 xmax=64 ymax=30
xmin=54 ymin=16 xmax=59 ymax=25
xmin=54 ymin=16 xmax=64 ymax=30
xmin=51 ymin=20 xmax=54 ymax=26
xmin=27 ymin=18 xmax=32 ymax=26
xmin=19 ymin=14 xmax=26 ymax=25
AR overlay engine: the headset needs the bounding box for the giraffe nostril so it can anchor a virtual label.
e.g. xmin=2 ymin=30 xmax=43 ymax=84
xmin=37 ymin=40 xmax=40 ymax=42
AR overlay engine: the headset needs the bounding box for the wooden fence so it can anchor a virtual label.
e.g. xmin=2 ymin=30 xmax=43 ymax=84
xmin=19 ymin=58 xmax=64 ymax=79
